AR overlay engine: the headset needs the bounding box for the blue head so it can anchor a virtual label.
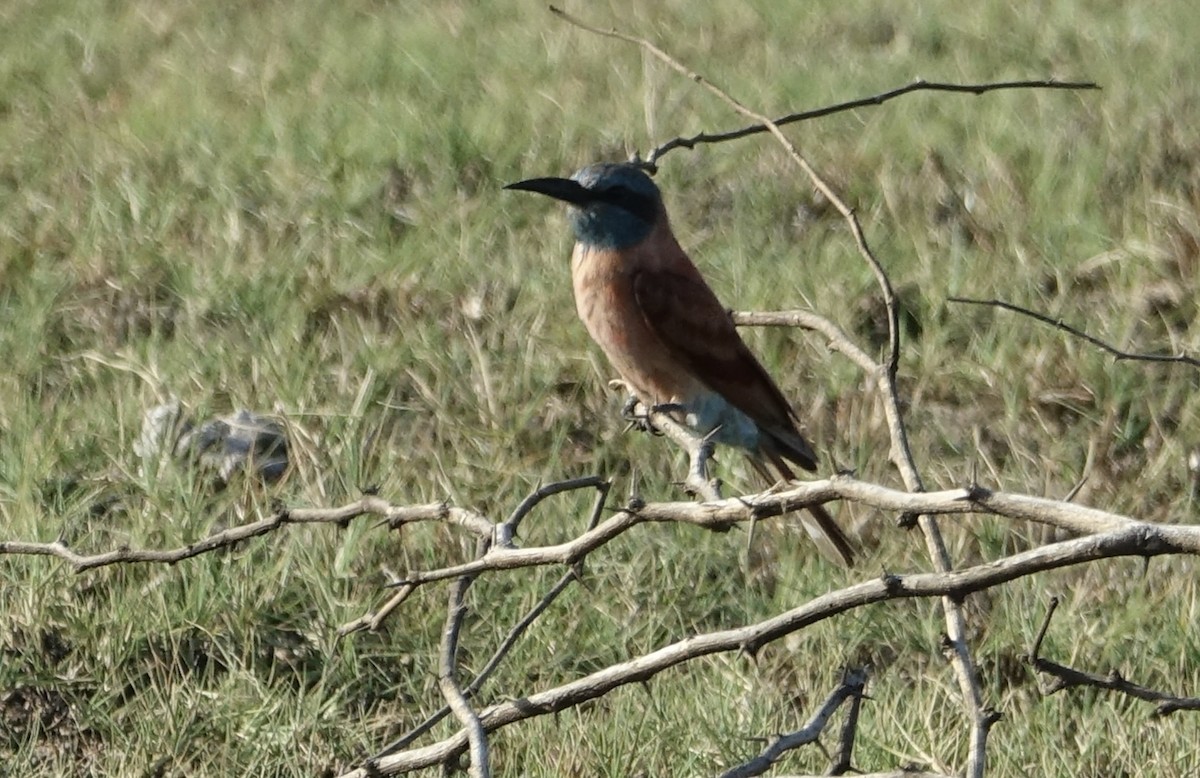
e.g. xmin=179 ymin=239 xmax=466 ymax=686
xmin=505 ymin=163 xmax=662 ymax=249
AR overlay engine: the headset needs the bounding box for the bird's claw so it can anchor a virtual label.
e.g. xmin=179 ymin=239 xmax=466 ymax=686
xmin=621 ymin=395 xmax=664 ymax=436
xmin=649 ymin=402 xmax=687 ymax=417
xmin=622 ymin=399 xmax=692 ymax=437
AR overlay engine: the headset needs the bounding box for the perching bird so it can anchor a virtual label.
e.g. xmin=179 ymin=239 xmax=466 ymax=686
xmin=506 ymin=162 xmax=855 ymax=566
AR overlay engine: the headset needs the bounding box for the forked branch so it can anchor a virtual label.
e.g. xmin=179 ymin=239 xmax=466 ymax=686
xmin=344 ymin=524 xmax=1199 ymax=776
xmin=1028 ymin=597 xmax=1200 ymax=716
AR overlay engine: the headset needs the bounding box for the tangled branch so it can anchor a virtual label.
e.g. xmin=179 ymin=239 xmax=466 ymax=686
xmin=342 ymin=521 xmax=1198 ymax=776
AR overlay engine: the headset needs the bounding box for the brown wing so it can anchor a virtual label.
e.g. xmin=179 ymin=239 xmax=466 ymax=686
xmin=631 ymin=266 xmax=818 ymax=471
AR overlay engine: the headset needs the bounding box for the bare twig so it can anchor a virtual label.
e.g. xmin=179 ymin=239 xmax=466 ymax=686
xmin=1028 ymin=595 xmax=1061 ymax=660
xmin=338 ymin=583 xmax=417 ymax=636
xmin=375 ymin=570 xmax=583 ymax=757
xmin=544 ymin=7 xmax=1097 ymax=169
xmin=345 ymin=523 xmax=1196 ymax=776
xmin=379 ymin=473 xmax=1198 ymax=590
xmin=374 ymin=481 xmax=612 ymax=758
xmin=643 ymin=79 xmax=1098 ymax=166
xmin=826 ymin=668 xmax=868 ymax=775
xmin=716 ymin=668 xmax=867 ymax=778
xmin=613 ymin=382 xmax=724 ymax=500
xmin=0 ymin=496 xmax=492 ymax=573
xmin=948 ymin=296 xmax=1200 ymax=368
xmin=733 ymin=310 xmax=877 ymax=375
xmin=1027 ymin=597 xmax=1200 ymax=716
xmin=10 ymin=476 xmax=1191 ymax=588
xmin=499 ymin=475 xmax=608 ymax=545
xmin=649 ymin=407 xmax=724 ymax=501
xmin=341 ymin=478 xmax=608 ymax=635
xmin=438 ymin=558 xmax=490 ymax=778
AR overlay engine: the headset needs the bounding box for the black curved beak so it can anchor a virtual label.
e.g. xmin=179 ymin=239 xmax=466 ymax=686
xmin=504 ymin=176 xmax=593 ymax=206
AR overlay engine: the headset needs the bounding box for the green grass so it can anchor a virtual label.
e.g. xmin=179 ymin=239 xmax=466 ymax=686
xmin=2 ymin=0 xmax=1200 ymax=774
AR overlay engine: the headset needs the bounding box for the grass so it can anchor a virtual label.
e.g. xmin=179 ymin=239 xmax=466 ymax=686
xmin=2 ymin=0 xmax=1199 ymax=774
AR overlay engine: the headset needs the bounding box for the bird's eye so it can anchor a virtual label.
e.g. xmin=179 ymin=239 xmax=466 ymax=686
xmin=593 ymin=183 xmax=656 ymax=223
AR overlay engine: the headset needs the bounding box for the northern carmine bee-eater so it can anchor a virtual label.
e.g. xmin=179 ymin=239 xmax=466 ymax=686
xmin=506 ymin=162 xmax=855 ymax=566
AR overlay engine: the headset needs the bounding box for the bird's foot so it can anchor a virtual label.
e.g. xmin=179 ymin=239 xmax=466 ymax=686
xmin=621 ymin=395 xmax=661 ymax=436
xmin=622 ymin=399 xmax=690 ymax=436
xmin=648 ymin=402 xmax=687 ymax=417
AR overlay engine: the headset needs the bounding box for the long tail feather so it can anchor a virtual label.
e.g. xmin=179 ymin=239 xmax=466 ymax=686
xmin=747 ymin=451 xmax=857 ymax=568
xmin=798 ymin=503 xmax=856 ymax=568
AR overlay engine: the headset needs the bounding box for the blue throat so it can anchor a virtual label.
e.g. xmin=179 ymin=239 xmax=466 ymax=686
xmin=568 ymin=204 xmax=654 ymax=250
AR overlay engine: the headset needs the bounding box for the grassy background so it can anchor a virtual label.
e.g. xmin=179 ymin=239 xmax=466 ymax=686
xmin=2 ymin=0 xmax=1199 ymax=775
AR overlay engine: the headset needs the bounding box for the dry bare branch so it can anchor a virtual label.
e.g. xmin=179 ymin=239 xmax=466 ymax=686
xmin=11 ymin=474 xmax=1195 ymax=589
xmin=649 ymin=406 xmax=724 ymax=501
xmin=774 ymin=772 xmax=951 ymax=778
xmin=438 ymin=556 xmax=490 ymax=778
xmin=343 ymin=522 xmax=1196 ymax=776
xmin=543 ymin=7 xmax=1098 ymax=169
xmin=380 ymin=473 xmax=1195 ymax=591
xmin=733 ymin=310 xmax=878 ymax=375
xmin=0 ymin=496 xmax=491 ymax=573
xmin=1028 ymin=597 xmax=1200 ymax=716
xmin=716 ymin=667 xmax=867 ymax=778
xmin=374 ymin=484 xmax=610 ymax=758
xmin=827 ymin=667 xmax=868 ymax=775
xmin=500 ymin=475 xmax=608 ymax=544
xmin=337 ymin=583 xmax=416 ymax=636
xmin=642 ymin=79 xmax=1098 ymax=167
xmin=948 ymin=296 xmax=1200 ymax=368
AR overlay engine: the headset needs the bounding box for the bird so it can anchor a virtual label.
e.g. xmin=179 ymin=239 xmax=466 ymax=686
xmin=506 ymin=162 xmax=855 ymax=566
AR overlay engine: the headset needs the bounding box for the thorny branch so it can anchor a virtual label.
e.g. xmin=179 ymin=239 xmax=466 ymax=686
xmin=647 ymin=403 xmax=724 ymax=501
xmin=827 ymin=666 xmax=868 ymax=775
xmin=716 ymin=667 xmax=867 ymax=778
xmin=0 ymin=496 xmax=492 ymax=573
xmin=344 ymin=524 xmax=1200 ymax=777
xmin=543 ymin=6 xmax=1099 ymax=171
xmin=339 ymin=477 xmax=611 ymax=637
xmin=777 ymin=773 xmax=950 ymax=778
xmin=372 ymin=481 xmax=610 ymax=758
xmin=643 ymin=80 xmax=1098 ymax=167
xmin=1027 ymin=597 xmax=1200 ymax=716
xmin=948 ymin=296 xmax=1200 ymax=368
xmin=438 ymin=545 xmax=490 ymax=778
xmin=12 ymin=474 xmax=1198 ymax=587
xmin=7 ymin=427 xmax=1200 ymax=778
